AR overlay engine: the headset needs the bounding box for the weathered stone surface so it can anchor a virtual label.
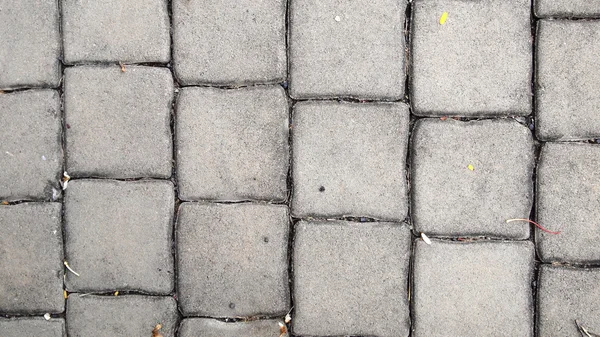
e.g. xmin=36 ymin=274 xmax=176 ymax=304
xmin=179 ymin=318 xmax=285 ymax=337
xmin=0 ymin=317 xmax=65 ymax=337
xmin=535 ymin=0 xmax=600 ymax=17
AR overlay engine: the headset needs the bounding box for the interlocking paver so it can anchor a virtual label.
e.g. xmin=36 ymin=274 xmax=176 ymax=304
xmin=176 ymin=86 xmax=288 ymax=202
xmin=292 ymin=102 xmax=410 ymax=221
xmin=0 ymin=317 xmax=65 ymax=337
xmin=179 ymin=318 xmax=285 ymax=337
xmin=64 ymin=180 xmax=175 ymax=294
xmin=535 ymin=0 xmax=600 ymax=17
xmin=177 ymin=203 xmax=289 ymax=317
xmin=289 ymin=0 xmax=406 ymax=99
xmin=412 ymin=240 xmax=534 ymax=337
xmin=0 ymin=203 xmax=63 ymax=314
xmin=293 ymin=221 xmax=411 ymax=337
xmin=64 ymin=66 xmax=173 ymax=178
xmin=172 ymin=0 xmax=286 ymax=85
xmin=0 ymin=90 xmax=62 ymax=200
xmin=411 ymin=0 xmax=532 ymax=116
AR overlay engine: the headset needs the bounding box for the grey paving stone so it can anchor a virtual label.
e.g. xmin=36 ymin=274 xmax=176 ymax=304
xmin=411 ymin=119 xmax=534 ymax=239
xmin=0 ymin=203 xmax=63 ymax=314
xmin=0 ymin=0 xmax=60 ymax=89
xmin=64 ymin=180 xmax=175 ymax=294
xmin=177 ymin=202 xmax=290 ymax=317
xmin=412 ymin=240 xmax=534 ymax=337
xmin=535 ymin=0 xmax=600 ymax=17
xmin=536 ymin=143 xmax=600 ymax=263
xmin=66 ymin=294 xmax=178 ymax=337
xmin=411 ymin=0 xmax=532 ymax=116
xmin=293 ymin=221 xmax=411 ymax=337
xmin=537 ymin=266 xmax=600 ymax=337
xmin=64 ymin=66 xmax=173 ymax=178
xmin=179 ymin=318 xmax=285 ymax=337
xmin=172 ymin=0 xmax=286 ymax=85
xmin=536 ymin=20 xmax=600 ymax=140
xmin=0 ymin=90 xmax=62 ymax=200
xmin=292 ymin=102 xmax=410 ymax=221
xmin=176 ymin=86 xmax=288 ymax=202
xmin=0 ymin=317 xmax=65 ymax=337
xmin=289 ymin=0 xmax=406 ymax=99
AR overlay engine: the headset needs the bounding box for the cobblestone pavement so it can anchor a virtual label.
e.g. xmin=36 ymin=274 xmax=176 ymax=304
xmin=1 ymin=0 xmax=600 ymax=336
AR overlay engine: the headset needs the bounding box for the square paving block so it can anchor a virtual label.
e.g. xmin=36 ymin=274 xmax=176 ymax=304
xmin=177 ymin=203 xmax=290 ymax=317
xmin=292 ymin=101 xmax=410 ymax=221
xmin=535 ymin=0 xmax=600 ymax=17
xmin=0 ymin=90 xmax=62 ymax=200
xmin=411 ymin=0 xmax=532 ymax=116
xmin=64 ymin=180 xmax=175 ymax=294
xmin=412 ymin=240 xmax=534 ymax=337
xmin=64 ymin=66 xmax=173 ymax=178
xmin=0 ymin=317 xmax=65 ymax=337
xmin=179 ymin=318 xmax=285 ymax=337
xmin=411 ymin=119 xmax=534 ymax=239
xmin=289 ymin=0 xmax=406 ymax=99
xmin=176 ymin=86 xmax=288 ymax=201
xmin=0 ymin=203 xmax=63 ymax=314
xmin=173 ymin=0 xmax=286 ymax=85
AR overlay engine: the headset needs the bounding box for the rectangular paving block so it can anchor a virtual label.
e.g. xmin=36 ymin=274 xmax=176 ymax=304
xmin=66 ymin=294 xmax=178 ymax=337
xmin=172 ymin=0 xmax=286 ymax=85
xmin=177 ymin=202 xmax=290 ymax=317
xmin=64 ymin=66 xmax=173 ymax=178
xmin=536 ymin=143 xmax=600 ymax=263
xmin=0 ymin=317 xmax=65 ymax=337
xmin=64 ymin=180 xmax=175 ymax=294
xmin=0 ymin=0 xmax=60 ymax=89
xmin=292 ymin=101 xmax=410 ymax=221
xmin=411 ymin=119 xmax=535 ymax=239
xmin=179 ymin=318 xmax=285 ymax=337
xmin=411 ymin=0 xmax=532 ymax=116
xmin=0 ymin=203 xmax=63 ymax=314
xmin=536 ymin=20 xmax=600 ymax=140
xmin=412 ymin=240 xmax=534 ymax=337
xmin=289 ymin=0 xmax=406 ymax=99
xmin=176 ymin=86 xmax=289 ymax=202
xmin=62 ymin=0 xmax=170 ymax=64
xmin=0 ymin=90 xmax=62 ymax=200
xmin=537 ymin=266 xmax=600 ymax=337
xmin=535 ymin=0 xmax=600 ymax=17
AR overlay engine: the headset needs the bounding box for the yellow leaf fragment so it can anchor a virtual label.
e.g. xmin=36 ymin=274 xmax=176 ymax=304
xmin=114 ymin=291 xmax=119 ymax=296
xmin=63 ymin=290 xmax=68 ymax=299
xmin=439 ymin=12 xmax=448 ymax=25
xmin=467 ymin=164 xmax=474 ymax=171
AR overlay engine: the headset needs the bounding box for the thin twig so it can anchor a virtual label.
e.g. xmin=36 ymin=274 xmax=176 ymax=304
xmin=506 ymin=218 xmax=561 ymax=235
xmin=64 ymin=261 xmax=80 ymax=276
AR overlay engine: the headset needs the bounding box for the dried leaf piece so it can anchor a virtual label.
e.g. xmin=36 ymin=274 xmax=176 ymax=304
xmin=439 ymin=12 xmax=448 ymax=25
xmin=421 ymin=232 xmax=432 ymax=245
xmin=63 ymin=290 xmax=68 ymax=299
xmin=114 ymin=291 xmax=119 ymax=296
xmin=1 ymin=201 xmax=8 ymax=205
xmin=119 ymin=62 xmax=126 ymax=72
xmin=285 ymin=313 xmax=291 ymax=324
xmin=506 ymin=218 xmax=561 ymax=235
xmin=278 ymin=322 xmax=287 ymax=337
xmin=440 ymin=116 xmax=448 ymax=121
xmin=152 ymin=324 xmax=163 ymax=337
xmin=60 ymin=171 xmax=71 ymax=190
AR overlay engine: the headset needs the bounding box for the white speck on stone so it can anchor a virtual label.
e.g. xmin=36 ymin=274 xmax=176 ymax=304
xmin=44 ymin=313 xmax=51 ymax=320
xmin=421 ymin=232 xmax=432 ymax=245
xmin=334 ymin=15 xmax=341 ymax=22
xmin=42 ymin=155 xmax=46 ymax=161
xmin=52 ymin=188 xmax=60 ymax=201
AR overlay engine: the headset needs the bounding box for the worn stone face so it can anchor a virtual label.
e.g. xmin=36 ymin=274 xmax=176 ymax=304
xmin=535 ymin=0 xmax=600 ymax=17
xmin=179 ymin=318 xmax=285 ymax=337
xmin=0 ymin=318 xmax=65 ymax=337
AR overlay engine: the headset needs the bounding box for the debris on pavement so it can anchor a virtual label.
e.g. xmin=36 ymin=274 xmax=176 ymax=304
xmin=64 ymin=261 xmax=80 ymax=276
xmin=152 ymin=324 xmax=163 ymax=337
xmin=439 ymin=12 xmax=448 ymax=25
xmin=421 ymin=232 xmax=432 ymax=245
xmin=467 ymin=164 xmax=474 ymax=171
xmin=506 ymin=218 xmax=561 ymax=235
xmin=44 ymin=313 xmax=51 ymax=320
xmin=60 ymin=171 xmax=71 ymax=190
xmin=119 ymin=62 xmax=126 ymax=72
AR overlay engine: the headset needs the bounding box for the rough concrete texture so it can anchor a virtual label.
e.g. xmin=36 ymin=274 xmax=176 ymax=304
xmin=172 ymin=0 xmax=286 ymax=85
xmin=293 ymin=221 xmax=411 ymax=337
xmin=292 ymin=102 xmax=410 ymax=221
xmin=64 ymin=66 xmax=173 ymax=178
xmin=411 ymin=119 xmax=535 ymax=239
xmin=62 ymin=0 xmax=170 ymax=64
xmin=412 ymin=240 xmax=534 ymax=337
xmin=0 ymin=90 xmax=62 ymax=200
xmin=0 ymin=203 xmax=63 ymax=314
xmin=411 ymin=0 xmax=532 ymax=116
xmin=0 ymin=318 xmax=65 ymax=337
xmin=64 ymin=180 xmax=175 ymax=293
xmin=536 ymin=143 xmax=600 ymax=263
xmin=177 ymin=202 xmax=290 ymax=317
xmin=0 ymin=0 xmax=60 ymax=89
xmin=66 ymin=294 xmax=178 ymax=337
xmin=176 ymin=86 xmax=289 ymax=202
xmin=537 ymin=266 xmax=600 ymax=337
xmin=535 ymin=0 xmax=600 ymax=17
xmin=179 ymin=318 xmax=285 ymax=337
xmin=536 ymin=20 xmax=600 ymax=140
xmin=289 ymin=0 xmax=406 ymax=99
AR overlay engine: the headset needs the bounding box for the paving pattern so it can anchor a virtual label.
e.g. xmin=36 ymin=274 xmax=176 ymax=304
xmin=1 ymin=0 xmax=600 ymax=336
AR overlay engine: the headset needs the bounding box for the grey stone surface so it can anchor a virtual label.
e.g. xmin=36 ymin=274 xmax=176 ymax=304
xmin=292 ymin=102 xmax=410 ymax=221
xmin=176 ymin=86 xmax=289 ymax=202
xmin=293 ymin=221 xmax=411 ymax=337
xmin=64 ymin=66 xmax=173 ymax=178
xmin=0 ymin=0 xmax=60 ymax=89
xmin=536 ymin=20 xmax=600 ymax=140
xmin=535 ymin=0 xmax=600 ymax=17
xmin=177 ymin=202 xmax=290 ymax=317
xmin=536 ymin=143 xmax=600 ymax=263
xmin=411 ymin=0 xmax=532 ymax=116
xmin=412 ymin=240 xmax=534 ymax=337
xmin=411 ymin=119 xmax=535 ymax=239
xmin=0 ymin=318 xmax=65 ymax=337
xmin=64 ymin=179 xmax=175 ymax=293
xmin=179 ymin=318 xmax=285 ymax=337
xmin=537 ymin=266 xmax=600 ymax=337
xmin=0 ymin=90 xmax=62 ymax=200
xmin=172 ymin=0 xmax=286 ymax=85
xmin=66 ymin=294 xmax=178 ymax=337
xmin=62 ymin=0 xmax=170 ymax=64
xmin=0 ymin=203 xmax=63 ymax=314
xmin=289 ymin=0 xmax=406 ymax=99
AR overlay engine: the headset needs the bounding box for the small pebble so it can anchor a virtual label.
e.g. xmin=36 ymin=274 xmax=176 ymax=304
xmin=44 ymin=313 xmax=51 ymax=320
xmin=334 ymin=15 xmax=341 ymax=22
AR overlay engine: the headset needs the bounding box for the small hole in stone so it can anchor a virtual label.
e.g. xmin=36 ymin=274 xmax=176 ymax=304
xmin=263 ymin=236 xmax=269 ymax=243
xmin=229 ymin=303 xmax=235 ymax=309
xmin=319 ymin=186 xmax=325 ymax=192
